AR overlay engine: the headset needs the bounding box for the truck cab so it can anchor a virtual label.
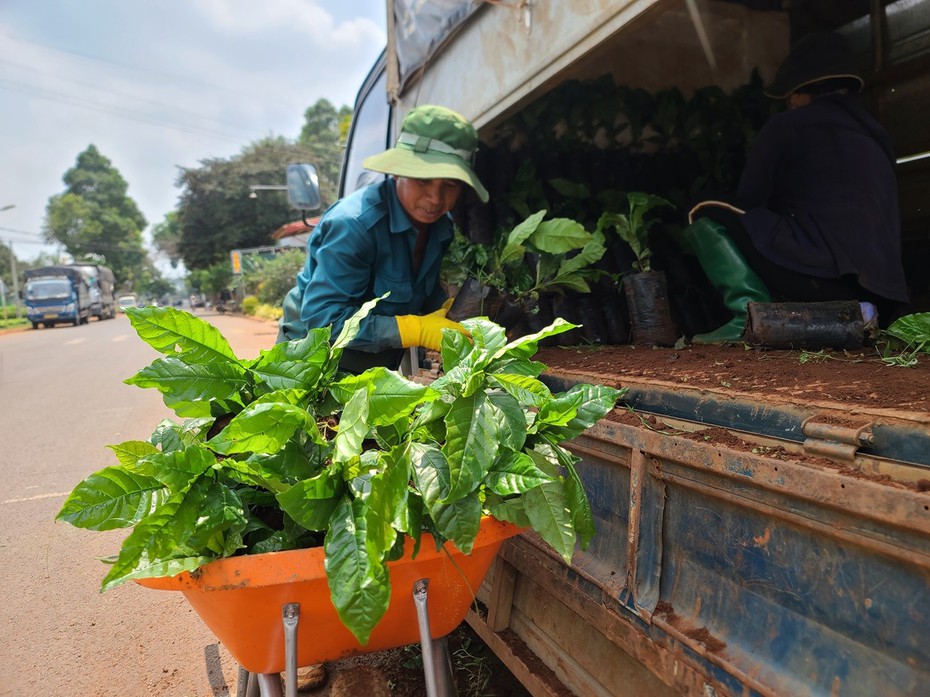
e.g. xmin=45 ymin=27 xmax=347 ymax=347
xmin=23 ymin=266 xmax=91 ymax=328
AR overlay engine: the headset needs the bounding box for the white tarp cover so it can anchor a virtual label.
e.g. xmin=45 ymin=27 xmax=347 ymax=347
xmin=394 ymin=0 xmax=479 ymax=86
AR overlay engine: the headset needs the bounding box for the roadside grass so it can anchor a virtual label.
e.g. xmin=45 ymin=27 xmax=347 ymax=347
xmin=0 ymin=316 xmax=29 ymax=331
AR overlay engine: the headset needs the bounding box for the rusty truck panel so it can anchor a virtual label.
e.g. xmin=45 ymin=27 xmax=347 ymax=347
xmin=467 ymin=373 xmax=930 ymax=696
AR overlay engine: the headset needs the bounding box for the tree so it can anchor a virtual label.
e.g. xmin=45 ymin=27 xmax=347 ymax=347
xmin=175 ymin=137 xmax=320 ymax=271
xmin=43 ymin=145 xmax=150 ymax=284
xmin=0 ymin=242 xmax=19 ymax=300
xmin=172 ymin=100 xmax=350 ymax=274
xmin=151 ymin=211 xmax=183 ymax=269
xmin=298 ymin=98 xmax=351 ymax=195
xmin=187 ymin=261 xmax=232 ymax=301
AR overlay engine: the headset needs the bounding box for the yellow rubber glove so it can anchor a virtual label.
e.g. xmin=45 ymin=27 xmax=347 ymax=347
xmin=396 ymin=307 xmax=467 ymax=351
xmin=441 ymin=296 xmax=455 ymax=311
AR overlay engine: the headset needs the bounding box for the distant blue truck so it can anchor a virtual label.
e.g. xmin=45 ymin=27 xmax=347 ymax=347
xmin=23 ymin=264 xmax=115 ymax=329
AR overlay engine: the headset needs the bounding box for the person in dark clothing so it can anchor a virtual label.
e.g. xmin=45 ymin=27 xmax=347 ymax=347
xmin=685 ymin=31 xmax=909 ymax=343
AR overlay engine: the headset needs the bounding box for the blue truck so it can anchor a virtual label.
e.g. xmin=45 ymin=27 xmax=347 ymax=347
xmin=312 ymin=3 xmax=930 ymax=696
xmin=71 ymin=263 xmax=117 ymax=321
xmin=23 ymin=265 xmax=93 ymax=328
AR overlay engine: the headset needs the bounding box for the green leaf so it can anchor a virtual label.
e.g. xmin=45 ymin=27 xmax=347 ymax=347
xmin=56 ymin=466 xmax=167 ymax=530
xmin=556 ymin=234 xmax=606 ymax=277
xmin=506 ymin=209 xmax=546 ymax=247
xmin=489 ymin=373 xmax=552 ymax=408
xmin=529 ymin=218 xmax=592 ymax=254
xmin=492 ymin=317 xmax=578 ymax=362
xmin=245 ymin=439 xmax=327 ymax=482
xmin=332 ymin=294 xmax=385 ymax=352
xmin=171 ymin=480 xmax=246 ymax=555
xmin=129 ymin=447 xmax=217 ymax=492
xmin=101 ymin=477 xmax=227 ymax=590
xmin=251 ymin=329 xmax=332 ymax=390
xmin=150 ymin=420 xmax=188 ymax=452
xmin=324 ymin=496 xmax=390 ymax=645
xmin=429 ymin=493 xmax=482 ymax=554
xmin=564 ymin=463 xmax=596 ymax=550
xmin=364 ymin=450 xmax=409 ymax=556
xmin=536 ymin=390 xmax=585 ymax=429
xmin=277 ymin=470 xmax=344 ymax=531
xmin=331 ymin=368 xmax=436 ymax=426
xmin=440 ymin=330 xmax=472 ymax=370
xmin=467 ymin=319 xmax=509 ymax=356
xmin=442 ymin=393 xmax=499 ymax=502
xmin=546 ymin=274 xmax=592 ymax=294
xmin=125 ymin=357 xmax=248 ymax=405
xmin=126 ymin=306 xmax=237 ymax=365
xmin=486 ymin=492 xmax=531 ymax=528
xmin=107 ymin=440 xmax=159 ymax=466
xmin=485 ymin=451 xmax=556 ymax=495
xmin=409 ymin=442 xmax=452 ymax=506
xmin=207 ymin=402 xmax=313 ymax=455
xmin=542 ymin=384 xmax=623 ymax=441
xmin=525 ymin=481 xmax=577 ymax=564
xmin=884 ymin=312 xmax=930 ymax=350
xmin=334 ymin=388 xmax=370 ymax=465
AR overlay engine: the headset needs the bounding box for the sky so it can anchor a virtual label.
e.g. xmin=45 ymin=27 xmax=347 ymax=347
xmin=0 ymin=0 xmax=387 ymax=276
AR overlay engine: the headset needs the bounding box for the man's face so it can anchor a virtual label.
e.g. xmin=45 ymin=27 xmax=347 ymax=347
xmin=395 ymin=177 xmax=462 ymax=228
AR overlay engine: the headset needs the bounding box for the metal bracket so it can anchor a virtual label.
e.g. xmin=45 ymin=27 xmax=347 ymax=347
xmin=801 ymin=417 xmax=874 ymax=463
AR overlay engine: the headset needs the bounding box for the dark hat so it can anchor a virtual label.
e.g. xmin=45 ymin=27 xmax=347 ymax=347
xmin=765 ymin=31 xmax=864 ymax=99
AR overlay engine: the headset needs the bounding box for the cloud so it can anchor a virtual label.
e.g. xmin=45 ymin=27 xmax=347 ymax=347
xmin=194 ymin=0 xmax=384 ymax=50
xmin=0 ymin=2 xmax=386 ymax=270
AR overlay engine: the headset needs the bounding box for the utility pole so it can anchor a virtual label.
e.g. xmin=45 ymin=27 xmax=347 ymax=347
xmin=8 ymin=239 xmax=21 ymax=319
xmin=1 ymin=206 xmax=21 ymax=319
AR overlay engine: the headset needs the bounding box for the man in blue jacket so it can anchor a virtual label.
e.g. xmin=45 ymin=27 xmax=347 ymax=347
xmin=686 ymin=31 xmax=909 ymax=343
xmin=278 ymin=104 xmax=488 ymax=371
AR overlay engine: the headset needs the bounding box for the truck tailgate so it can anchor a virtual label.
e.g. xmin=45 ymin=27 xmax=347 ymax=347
xmin=465 ymin=345 xmax=930 ymax=696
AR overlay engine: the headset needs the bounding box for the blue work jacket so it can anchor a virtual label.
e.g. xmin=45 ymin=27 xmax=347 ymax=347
xmin=278 ymin=178 xmax=451 ymax=362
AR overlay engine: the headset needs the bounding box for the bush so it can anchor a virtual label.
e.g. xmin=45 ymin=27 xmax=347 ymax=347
xmin=254 ymin=303 xmax=283 ymax=321
xmin=243 ymin=250 xmax=305 ymax=307
xmin=242 ymin=295 xmax=259 ymax=315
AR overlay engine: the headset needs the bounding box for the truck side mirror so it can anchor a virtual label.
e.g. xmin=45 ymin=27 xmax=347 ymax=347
xmin=286 ymin=163 xmax=322 ymax=212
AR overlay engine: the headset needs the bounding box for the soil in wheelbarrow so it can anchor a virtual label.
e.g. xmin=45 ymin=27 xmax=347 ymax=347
xmin=305 ymin=622 xmax=532 ymax=697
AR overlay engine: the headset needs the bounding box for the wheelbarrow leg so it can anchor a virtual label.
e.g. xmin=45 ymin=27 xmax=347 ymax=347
xmin=256 ymin=673 xmax=284 ymax=697
xmin=282 ymin=603 xmax=300 ymax=697
xmin=413 ymin=578 xmax=458 ymax=697
xmin=236 ymin=666 xmax=260 ymax=697
xmin=242 ymin=601 xmax=301 ymax=697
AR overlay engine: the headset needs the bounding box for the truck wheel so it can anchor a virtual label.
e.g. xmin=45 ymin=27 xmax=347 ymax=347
xmin=72 ymin=316 xmax=79 ymax=326
xmin=31 ymin=322 xmax=38 ymax=330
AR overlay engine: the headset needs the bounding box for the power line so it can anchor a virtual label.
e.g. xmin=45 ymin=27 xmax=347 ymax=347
xmin=0 ymin=78 xmax=249 ymax=144
xmin=0 ymin=225 xmax=43 ymax=238
xmin=0 ymin=56 xmax=255 ymax=138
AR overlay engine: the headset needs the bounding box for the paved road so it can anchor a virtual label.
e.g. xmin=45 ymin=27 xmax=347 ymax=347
xmin=0 ymin=311 xmax=278 ymax=696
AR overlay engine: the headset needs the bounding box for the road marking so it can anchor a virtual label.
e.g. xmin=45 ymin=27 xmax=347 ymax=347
xmin=3 ymin=491 xmax=71 ymax=504
xmin=64 ymin=338 xmax=86 ymax=345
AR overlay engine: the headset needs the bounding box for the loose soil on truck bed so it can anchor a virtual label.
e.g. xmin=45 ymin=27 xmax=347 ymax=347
xmin=535 ymin=343 xmax=930 ymax=413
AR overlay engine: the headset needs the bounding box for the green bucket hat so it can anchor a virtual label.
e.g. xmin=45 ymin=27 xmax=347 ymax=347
xmin=363 ymin=104 xmax=489 ymax=203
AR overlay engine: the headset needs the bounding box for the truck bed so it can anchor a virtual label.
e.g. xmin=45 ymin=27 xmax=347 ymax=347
xmin=462 ymin=344 xmax=930 ymax=697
